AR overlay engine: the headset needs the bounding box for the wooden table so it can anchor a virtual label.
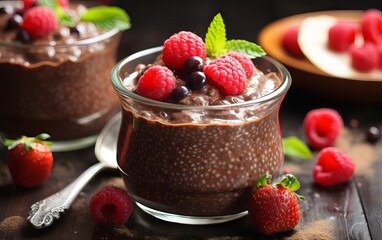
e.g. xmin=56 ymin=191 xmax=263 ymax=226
xmin=0 ymin=85 xmax=381 ymax=240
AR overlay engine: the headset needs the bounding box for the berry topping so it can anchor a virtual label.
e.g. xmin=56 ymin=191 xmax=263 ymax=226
xmin=22 ymin=6 xmax=58 ymax=39
xmin=183 ymin=56 xmax=204 ymax=74
xmin=226 ymin=52 xmax=255 ymax=78
xmin=135 ymin=65 xmax=176 ymax=100
xmin=69 ymin=26 xmax=81 ymax=35
xmin=22 ymin=0 xmax=38 ymax=10
xmin=281 ymin=26 xmax=305 ymax=58
xmin=162 ymin=31 xmax=207 ymax=70
xmin=303 ymin=108 xmax=343 ymax=150
xmin=313 ymin=147 xmax=355 ymax=187
xmin=328 ymin=22 xmax=357 ymax=52
xmin=365 ymin=126 xmax=381 ymax=143
xmin=349 ymin=43 xmax=378 ymax=72
xmin=5 ymin=14 xmax=23 ymax=30
xmin=249 ymin=174 xmax=304 ymax=235
xmin=203 ymin=55 xmax=247 ymax=96
xmin=15 ymin=29 xmax=31 ymax=43
xmin=361 ymin=9 xmax=382 ymax=45
xmin=3 ymin=133 xmax=53 ymax=188
xmin=186 ymin=71 xmax=207 ymax=91
xmin=57 ymin=0 xmax=69 ymax=8
xmin=170 ymin=85 xmax=190 ymax=102
xmin=89 ymin=185 xmax=133 ymax=227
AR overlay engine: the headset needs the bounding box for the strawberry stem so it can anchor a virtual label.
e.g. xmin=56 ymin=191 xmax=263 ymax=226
xmin=256 ymin=174 xmax=272 ymax=188
xmin=277 ymin=174 xmax=305 ymax=201
xmin=2 ymin=133 xmax=52 ymax=151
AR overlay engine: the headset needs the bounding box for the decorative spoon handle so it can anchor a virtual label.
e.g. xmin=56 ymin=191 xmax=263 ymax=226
xmin=27 ymin=162 xmax=108 ymax=229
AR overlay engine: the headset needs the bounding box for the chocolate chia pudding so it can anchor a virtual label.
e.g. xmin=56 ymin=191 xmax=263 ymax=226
xmin=111 ymin=47 xmax=291 ymax=221
xmin=0 ymin=1 xmax=122 ymax=142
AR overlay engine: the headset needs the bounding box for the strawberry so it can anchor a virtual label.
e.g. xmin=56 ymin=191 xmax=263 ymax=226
xmin=3 ymin=133 xmax=53 ymax=188
xmin=248 ymin=174 xmax=304 ymax=235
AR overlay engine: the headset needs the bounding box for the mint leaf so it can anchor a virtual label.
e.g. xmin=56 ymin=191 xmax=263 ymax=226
xmin=38 ymin=0 xmax=56 ymax=9
xmin=225 ymin=39 xmax=266 ymax=58
xmin=205 ymin=13 xmax=227 ymax=58
xmin=282 ymin=136 xmax=312 ymax=160
xmin=81 ymin=6 xmax=131 ymax=31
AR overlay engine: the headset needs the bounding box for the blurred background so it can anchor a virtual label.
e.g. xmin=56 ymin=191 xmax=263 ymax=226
xmin=109 ymin=0 xmax=382 ymax=59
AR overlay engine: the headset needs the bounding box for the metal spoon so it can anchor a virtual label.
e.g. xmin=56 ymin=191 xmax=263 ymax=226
xmin=27 ymin=113 xmax=121 ymax=229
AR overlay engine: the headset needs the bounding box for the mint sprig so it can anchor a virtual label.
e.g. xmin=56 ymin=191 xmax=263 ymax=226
xmin=81 ymin=6 xmax=131 ymax=31
xmin=282 ymin=136 xmax=312 ymax=160
xmin=205 ymin=13 xmax=266 ymax=59
xmin=205 ymin=13 xmax=227 ymax=58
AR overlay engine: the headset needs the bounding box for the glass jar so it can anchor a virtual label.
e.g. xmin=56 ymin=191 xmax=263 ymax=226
xmin=0 ymin=6 xmax=122 ymax=151
xmin=111 ymin=47 xmax=291 ymax=224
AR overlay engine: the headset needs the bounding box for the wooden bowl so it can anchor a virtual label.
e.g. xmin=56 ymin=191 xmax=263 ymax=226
xmin=259 ymin=10 xmax=382 ymax=104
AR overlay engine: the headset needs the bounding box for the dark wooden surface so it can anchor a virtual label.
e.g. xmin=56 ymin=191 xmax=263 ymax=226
xmin=1 ymin=84 xmax=382 ymax=240
xmin=2 ymin=1 xmax=382 ymax=239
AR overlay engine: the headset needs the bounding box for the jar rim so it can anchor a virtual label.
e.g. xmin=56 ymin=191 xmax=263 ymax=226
xmin=111 ymin=46 xmax=292 ymax=110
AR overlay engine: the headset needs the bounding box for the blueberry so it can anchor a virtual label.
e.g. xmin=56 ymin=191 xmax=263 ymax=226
xmin=186 ymin=71 xmax=207 ymax=91
xmin=366 ymin=126 xmax=381 ymax=143
xmin=5 ymin=14 xmax=23 ymax=30
xmin=170 ymin=86 xmax=190 ymax=102
xmin=15 ymin=29 xmax=31 ymax=43
xmin=183 ymin=56 xmax=204 ymax=74
xmin=69 ymin=26 xmax=80 ymax=35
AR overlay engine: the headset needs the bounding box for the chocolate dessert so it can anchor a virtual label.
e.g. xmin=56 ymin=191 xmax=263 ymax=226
xmin=113 ymin=52 xmax=290 ymax=218
xmin=111 ymin=14 xmax=291 ymax=221
xmin=0 ymin=1 xmax=129 ymax=141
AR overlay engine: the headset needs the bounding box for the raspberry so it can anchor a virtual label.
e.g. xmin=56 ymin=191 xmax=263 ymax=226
xmin=203 ymin=55 xmax=247 ymax=96
xmin=328 ymin=22 xmax=357 ymax=52
xmin=162 ymin=31 xmax=206 ymax=70
xmin=226 ymin=52 xmax=255 ymax=78
xmin=22 ymin=7 xmax=58 ymax=39
xmin=350 ymin=43 xmax=378 ymax=72
xmin=89 ymin=185 xmax=133 ymax=226
xmin=361 ymin=9 xmax=382 ymax=45
xmin=23 ymin=0 xmax=68 ymax=9
xmin=135 ymin=65 xmax=176 ymax=100
xmin=303 ymin=108 xmax=343 ymax=150
xmin=313 ymin=147 xmax=355 ymax=187
xmin=281 ymin=26 xmax=305 ymax=58
xmin=57 ymin=0 xmax=69 ymax=8
xmin=378 ymin=44 xmax=382 ymax=69
xmin=22 ymin=0 xmax=37 ymax=9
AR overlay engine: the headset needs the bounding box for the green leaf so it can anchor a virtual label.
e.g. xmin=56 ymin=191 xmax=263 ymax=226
xmin=256 ymin=174 xmax=272 ymax=188
xmin=277 ymin=174 xmax=305 ymax=200
xmin=282 ymin=136 xmax=312 ymax=160
xmin=205 ymin=13 xmax=227 ymax=58
xmin=38 ymin=0 xmax=56 ymax=9
xmin=81 ymin=6 xmax=131 ymax=31
xmin=225 ymin=39 xmax=266 ymax=58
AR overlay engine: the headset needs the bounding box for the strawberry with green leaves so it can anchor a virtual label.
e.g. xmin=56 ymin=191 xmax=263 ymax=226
xmin=248 ymin=174 xmax=304 ymax=235
xmin=2 ymin=133 xmax=53 ymax=188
